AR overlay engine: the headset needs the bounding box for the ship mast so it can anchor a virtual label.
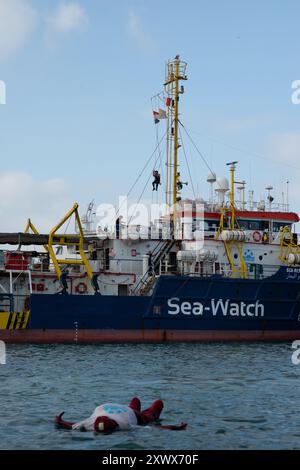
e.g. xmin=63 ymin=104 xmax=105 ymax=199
xmin=164 ymin=55 xmax=187 ymax=217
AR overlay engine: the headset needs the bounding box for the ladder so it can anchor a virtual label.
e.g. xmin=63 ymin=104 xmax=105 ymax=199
xmin=132 ymin=239 xmax=176 ymax=296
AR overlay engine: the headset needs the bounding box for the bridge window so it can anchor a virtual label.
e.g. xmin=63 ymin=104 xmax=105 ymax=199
xmin=272 ymin=222 xmax=291 ymax=232
xmin=238 ymin=220 xmax=261 ymax=230
xmin=238 ymin=220 xmax=270 ymax=231
xmin=203 ymin=220 xmax=219 ymax=231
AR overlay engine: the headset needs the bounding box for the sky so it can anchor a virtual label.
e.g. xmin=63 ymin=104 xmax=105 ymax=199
xmin=0 ymin=0 xmax=300 ymax=231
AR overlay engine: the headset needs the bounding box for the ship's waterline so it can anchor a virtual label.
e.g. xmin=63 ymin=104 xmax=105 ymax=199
xmin=0 ymin=343 xmax=300 ymax=450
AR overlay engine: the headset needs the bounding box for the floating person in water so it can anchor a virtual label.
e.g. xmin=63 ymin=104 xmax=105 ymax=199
xmin=55 ymin=397 xmax=187 ymax=433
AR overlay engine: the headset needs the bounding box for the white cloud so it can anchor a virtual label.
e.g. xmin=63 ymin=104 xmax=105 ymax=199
xmin=0 ymin=0 xmax=37 ymax=62
xmin=48 ymin=2 xmax=88 ymax=35
xmin=0 ymin=172 xmax=73 ymax=232
xmin=127 ymin=9 xmax=155 ymax=52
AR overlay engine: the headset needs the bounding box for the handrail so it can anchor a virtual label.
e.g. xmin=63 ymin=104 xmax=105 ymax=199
xmin=132 ymin=237 xmax=176 ymax=295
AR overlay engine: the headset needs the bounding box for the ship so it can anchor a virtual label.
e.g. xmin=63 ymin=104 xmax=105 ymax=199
xmin=1 ymin=55 xmax=300 ymax=343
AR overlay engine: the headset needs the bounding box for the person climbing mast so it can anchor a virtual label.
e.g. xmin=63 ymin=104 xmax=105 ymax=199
xmin=176 ymin=172 xmax=188 ymax=192
xmin=152 ymin=170 xmax=161 ymax=191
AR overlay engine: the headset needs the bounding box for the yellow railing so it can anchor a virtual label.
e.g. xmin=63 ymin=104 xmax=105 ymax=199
xmin=279 ymin=225 xmax=300 ymax=263
xmin=25 ymin=204 xmax=99 ymax=294
xmin=47 ymin=203 xmax=99 ymax=293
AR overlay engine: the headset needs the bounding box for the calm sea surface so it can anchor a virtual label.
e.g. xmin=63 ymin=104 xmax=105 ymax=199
xmin=0 ymin=343 xmax=300 ymax=450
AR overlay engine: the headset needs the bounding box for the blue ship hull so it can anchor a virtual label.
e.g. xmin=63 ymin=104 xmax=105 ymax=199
xmin=1 ymin=267 xmax=300 ymax=343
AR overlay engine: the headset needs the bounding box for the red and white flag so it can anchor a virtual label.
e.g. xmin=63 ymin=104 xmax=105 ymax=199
xmin=153 ymin=108 xmax=167 ymax=123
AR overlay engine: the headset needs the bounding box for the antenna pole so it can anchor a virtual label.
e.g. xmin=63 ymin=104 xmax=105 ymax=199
xmin=230 ymin=164 xmax=235 ymax=229
xmin=173 ymin=58 xmax=180 ymax=209
xmin=164 ymin=56 xmax=187 ymax=220
xmin=227 ymin=161 xmax=238 ymax=229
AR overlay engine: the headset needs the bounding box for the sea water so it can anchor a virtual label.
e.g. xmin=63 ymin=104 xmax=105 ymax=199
xmin=0 ymin=343 xmax=299 ymax=450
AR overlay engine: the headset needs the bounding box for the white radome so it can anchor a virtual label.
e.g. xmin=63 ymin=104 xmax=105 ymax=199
xmin=207 ymin=172 xmax=217 ymax=184
xmin=215 ymin=177 xmax=229 ymax=193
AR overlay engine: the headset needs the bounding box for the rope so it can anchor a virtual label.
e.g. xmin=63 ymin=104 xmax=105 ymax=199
xmin=128 ymin=151 xmax=162 ymax=226
xmin=178 ymin=125 xmax=196 ymax=199
xmin=179 ymin=121 xmax=215 ymax=175
xmin=126 ymin=130 xmax=166 ymax=199
xmin=151 ymin=93 xmax=166 ymax=189
xmin=155 ymin=124 xmax=165 ymax=189
xmin=112 ymin=130 xmax=167 ymax=224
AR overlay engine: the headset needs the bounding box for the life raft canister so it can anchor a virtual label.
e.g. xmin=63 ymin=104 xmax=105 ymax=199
xmin=252 ymin=231 xmax=262 ymax=243
xmin=75 ymin=282 xmax=88 ymax=294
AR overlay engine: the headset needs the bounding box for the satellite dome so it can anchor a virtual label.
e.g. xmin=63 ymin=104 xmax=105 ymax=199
xmin=207 ymin=172 xmax=216 ymax=184
xmin=215 ymin=177 xmax=229 ymax=192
